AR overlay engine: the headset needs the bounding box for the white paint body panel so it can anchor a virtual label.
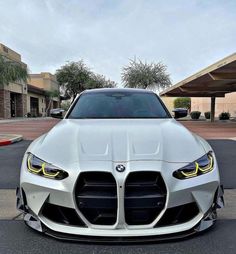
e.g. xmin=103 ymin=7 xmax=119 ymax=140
xmin=28 ymin=118 xmax=207 ymax=165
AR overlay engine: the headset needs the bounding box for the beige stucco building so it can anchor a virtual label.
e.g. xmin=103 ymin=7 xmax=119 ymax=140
xmin=0 ymin=43 xmax=60 ymax=119
xmin=161 ymin=94 xmax=236 ymax=118
xmin=191 ymin=92 xmax=236 ymax=117
xmin=29 ymin=73 xmax=59 ymax=94
xmin=161 ymin=96 xmax=177 ymax=113
xmin=0 ymin=43 xmax=28 ymax=118
xmin=28 ymin=73 xmax=60 ymax=117
xmin=27 ymin=85 xmax=46 ymax=117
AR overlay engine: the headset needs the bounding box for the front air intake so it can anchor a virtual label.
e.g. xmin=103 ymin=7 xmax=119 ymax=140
xmin=125 ymin=172 xmax=167 ymax=225
xmin=42 ymin=203 xmax=86 ymax=227
xmin=155 ymin=202 xmax=199 ymax=227
xmin=75 ymin=172 xmax=117 ymax=225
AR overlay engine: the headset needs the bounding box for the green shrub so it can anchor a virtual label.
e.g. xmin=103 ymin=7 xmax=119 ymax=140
xmin=219 ymin=112 xmax=230 ymax=120
xmin=204 ymin=111 xmax=211 ymax=119
xmin=174 ymin=97 xmax=191 ymax=109
xmin=190 ymin=111 xmax=201 ymax=120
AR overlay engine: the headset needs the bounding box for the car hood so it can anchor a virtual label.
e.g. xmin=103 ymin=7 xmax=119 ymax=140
xmin=29 ymin=119 xmax=207 ymax=165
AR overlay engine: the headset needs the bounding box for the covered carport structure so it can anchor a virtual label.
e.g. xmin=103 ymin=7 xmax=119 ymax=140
xmin=160 ymin=53 xmax=236 ymax=122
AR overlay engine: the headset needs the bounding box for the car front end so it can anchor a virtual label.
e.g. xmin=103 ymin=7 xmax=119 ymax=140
xmin=17 ymin=89 xmax=224 ymax=242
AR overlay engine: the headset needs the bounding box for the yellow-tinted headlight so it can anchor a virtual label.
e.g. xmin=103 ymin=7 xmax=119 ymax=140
xmin=27 ymin=153 xmax=68 ymax=180
xmin=173 ymin=152 xmax=214 ymax=179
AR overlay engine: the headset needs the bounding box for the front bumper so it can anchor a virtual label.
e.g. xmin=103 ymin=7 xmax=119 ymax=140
xmin=17 ymin=185 xmax=224 ymax=242
xmin=16 ymin=178 xmax=224 ymax=241
xmin=18 ymin=152 xmax=224 ymax=240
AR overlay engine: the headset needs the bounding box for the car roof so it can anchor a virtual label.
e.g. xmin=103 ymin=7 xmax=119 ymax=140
xmin=82 ymin=88 xmax=154 ymax=94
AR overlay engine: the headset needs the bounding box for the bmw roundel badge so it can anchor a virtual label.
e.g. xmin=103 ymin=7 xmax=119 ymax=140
xmin=116 ymin=164 xmax=126 ymax=172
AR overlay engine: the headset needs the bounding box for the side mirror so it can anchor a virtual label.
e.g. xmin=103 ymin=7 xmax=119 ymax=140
xmin=50 ymin=109 xmax=65 ymax=119
xmin=172 ymin=108 xmax=188 ymax=119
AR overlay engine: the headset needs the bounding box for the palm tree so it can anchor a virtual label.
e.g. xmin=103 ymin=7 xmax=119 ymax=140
xmin=0 ymin=55 xmax=28 ymax=88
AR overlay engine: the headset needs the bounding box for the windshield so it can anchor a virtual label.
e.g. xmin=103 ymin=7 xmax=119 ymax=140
xmin=67 ymin=91 xmax=170 ymax=119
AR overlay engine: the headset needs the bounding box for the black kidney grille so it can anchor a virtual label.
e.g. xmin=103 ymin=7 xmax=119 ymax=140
xmin=75 ymin=172 xmax=117 ymax=225
xmin=125 ymin=172 xmax=167 ymax=225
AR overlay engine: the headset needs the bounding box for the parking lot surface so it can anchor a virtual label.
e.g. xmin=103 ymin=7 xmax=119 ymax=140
xmin=181 ymin=120 xmax=236 ymax=140
xmin=0 ymin=118 xmax=59 ymax=140
xmin=0 ymin=141 xmax=31 ymax=189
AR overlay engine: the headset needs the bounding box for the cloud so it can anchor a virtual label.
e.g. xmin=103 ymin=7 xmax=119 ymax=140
xmin=0 ymin=0 xmax=235 ymax=86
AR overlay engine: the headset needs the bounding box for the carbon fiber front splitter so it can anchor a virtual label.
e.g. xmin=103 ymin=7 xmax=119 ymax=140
xmin=23 ymin=210 xmax=216 ymax=244
xmin=42 ymin=226 xmax=200 ymax=243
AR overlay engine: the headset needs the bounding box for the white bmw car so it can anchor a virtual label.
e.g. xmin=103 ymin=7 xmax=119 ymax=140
xmin=17 ymin=88 xmax=224 ymax=242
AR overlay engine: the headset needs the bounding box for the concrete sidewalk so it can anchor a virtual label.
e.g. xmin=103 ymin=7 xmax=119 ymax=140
xmin=0 ymin=134 xmax=23 ymax=146
xmin=0 ymin=117 xmax=52 ymax=124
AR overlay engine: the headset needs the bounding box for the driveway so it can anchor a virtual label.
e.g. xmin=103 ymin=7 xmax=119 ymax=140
xmin=181 ymin=120 xmax=236 ymax=139
xmin=0 ymin=118 xmax=59 ymax=140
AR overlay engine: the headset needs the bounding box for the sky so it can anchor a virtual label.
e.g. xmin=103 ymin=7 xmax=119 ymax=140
xmin=0 ymin=0 xmax=236 ymax=86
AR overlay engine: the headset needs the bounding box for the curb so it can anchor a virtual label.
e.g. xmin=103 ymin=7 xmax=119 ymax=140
xmin=0 ymin=134 xmax=23 ymax=146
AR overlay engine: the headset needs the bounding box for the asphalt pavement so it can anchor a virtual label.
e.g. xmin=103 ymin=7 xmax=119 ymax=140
xmin=0 ymin=220 xmax=235 ymax=254
xmin=208 ymin=139 xmax=236 ymax=188
xmin=0 ymin=141 xmax=31 ymax=189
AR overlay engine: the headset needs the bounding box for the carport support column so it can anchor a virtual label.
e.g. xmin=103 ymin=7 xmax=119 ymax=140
xmin=210 ymin=97 xmax=215 ymax=122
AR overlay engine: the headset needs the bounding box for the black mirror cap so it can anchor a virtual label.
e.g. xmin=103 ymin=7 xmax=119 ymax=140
xmin=50 ymin=109 xmax=65 ymax=119
xmin=172 ymin=108 xmax=188 ymax=119
xmin=50 ymin=112 xmax=63 ymax=119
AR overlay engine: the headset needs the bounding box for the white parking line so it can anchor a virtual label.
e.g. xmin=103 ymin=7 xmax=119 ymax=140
xmin=0 ymin=189 xmax=21 ymax=220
